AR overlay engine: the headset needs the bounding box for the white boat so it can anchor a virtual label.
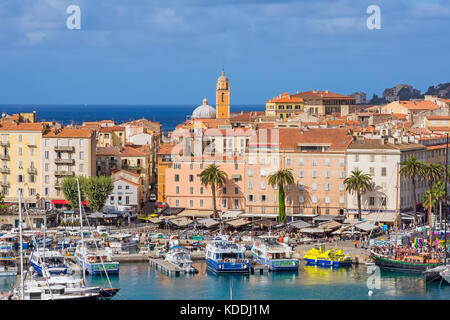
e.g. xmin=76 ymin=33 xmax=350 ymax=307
xmin=205 ymin=236 xmax=250 ymax=273
xmin=29 ymin=248 xmax=71 ymax=276
xmin=440 ymin=266 xmax=450 ymax=284
xmin=107 ymin=233 xmax=139 ymax=253
xmin=251 ymin=236 xmax=299 ymax=271
xmin=75 ymin=239 xmax=119 ymax=275
xmin=165 ymin=246 xmax=198 ymax=274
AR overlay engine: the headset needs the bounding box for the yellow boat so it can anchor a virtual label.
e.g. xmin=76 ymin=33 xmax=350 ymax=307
xmin=303 ymin=245 xmax=352 ymax=267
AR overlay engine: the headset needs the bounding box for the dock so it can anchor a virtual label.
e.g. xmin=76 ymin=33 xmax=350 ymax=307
xmin=250 ymin=263 xmax=269 ymax=274
xmin=149 ymin=258 xmax=187 ymax=276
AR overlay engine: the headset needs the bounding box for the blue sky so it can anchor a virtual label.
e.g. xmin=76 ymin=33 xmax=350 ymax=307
xmin=0 ymin=0 xmax=449 ymax=105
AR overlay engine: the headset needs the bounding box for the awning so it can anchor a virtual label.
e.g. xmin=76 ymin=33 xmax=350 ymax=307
xmin=319 ymin=220 xmax=342 ymax=231
xmin=253 ymin=219 xmax=278 ymax=228
xmin=149 ymin=217 xmax=163 ymax=224
xmin=313 ymin=215 xmax=345 ymax=222
xmin=86 ymin=212 xmax=104 ymax=219
xmin=231 ymin=174 xmax=241 ymax=179
xmin=51 ymin=200 xmax=88 ymax=205
xmin=160 ymin=207 xmax=185 ymax=216
xmin=168 ymin=217 xmax=193 ymax=227
xmin=343 ymin=218 xmax=360 ymax=225
xmin=225 ymin=218 xmax=251 ymax=228
xmin=197 ymin=218 xmax=219 ymax=228
xmin=240 ymin=213 xmax=278 ymax=218
xmin=301 ymin=227 xmax=326 ymax=234
xmin=288 ymin=220 xmax=311 ymax=229
xmin=363 ymin=212 xmax=396 ymax=223
xmin=178 ymin=210 xmax=214 ymax=218
xmin=354 ymin=221 xmax=380 ymax=232
xmin=220 ymin=210 xmax=243 ymax=219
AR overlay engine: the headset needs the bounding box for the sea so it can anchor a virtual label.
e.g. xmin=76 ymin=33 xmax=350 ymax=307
xmin=1 ymin=261 xmax=449 ymax=300
xmin=0 ymin=104 xmax=265 ymax=133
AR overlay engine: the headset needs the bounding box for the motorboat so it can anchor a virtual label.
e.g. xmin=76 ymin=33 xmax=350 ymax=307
xmin=303 ymin=244 xmax=352 ymax=267
xmin=107 ymin=233 xmax=139 ymax=254
xmin=75 ymin=239 xmax=119 ymax=275
xmin=205 ymin=236 xmax=249 ymax=273
xmin=165 ymin=246 xmax=198 ymax=274
xmin=29 ymin=248 xmax=71 ymax=276
xmin=251 ymin=236 xmax=298 ymax=271
xmin=0 ymin=243 xmax=17 ymax=276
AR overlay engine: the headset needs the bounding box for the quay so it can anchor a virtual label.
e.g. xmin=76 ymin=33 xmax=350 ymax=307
xmin=250 ymin=263 xmax=269 ymax=274
xmin=149 ymin=258 xmax=188 ymax=276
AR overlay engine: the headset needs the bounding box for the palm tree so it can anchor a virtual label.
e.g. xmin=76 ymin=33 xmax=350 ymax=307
xmin=267 ymin=169 xmax=294 ymax=224
xmin=400 ymin=156 xmax=424 ymax=223
xmin=432 ymin=181 xmax=446 ymax=229
xmin=344 ymin=170 xmax=373 ymax=221
xmin=421 ymin=162 xmax=443 ymax=190
xmin=198 ymin=164 xmax=227 ymax=219
xmin=422 ymin=189 xmax=437 ymax=225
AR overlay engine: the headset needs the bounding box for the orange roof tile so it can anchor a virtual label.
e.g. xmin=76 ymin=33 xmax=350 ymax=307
xmin=43 ymin=128 xmax=93 ymax=138
xmin=426 ymin=116 xmax=450 ymax=120
xmin=0 ymin=122 xmax=45 ymax=131
xmin=99 ymin=126 xmax=125 ymax=132
xmin=398 ymin=101 xmax=440 ymax=110
xmin=292 ymin=90 xmax=355 ymax=100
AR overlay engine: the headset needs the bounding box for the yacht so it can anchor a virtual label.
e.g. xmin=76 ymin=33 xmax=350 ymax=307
xmin=205 ymin=237 xmax=249 ymax=273
xmin=0 ymin=243 xmax=17 ymax=276
xmin=107 ymin=233 xmax=139 ymax=254
xmin=29 ymin=248 xmax=71 ymax=276
xmin=165 ymin=246 xmax=198 ymax=274
xmin=75 ymin=239 xmax=119 ymax=275
xmin=251 ymin=236 xmax=299 ymax=271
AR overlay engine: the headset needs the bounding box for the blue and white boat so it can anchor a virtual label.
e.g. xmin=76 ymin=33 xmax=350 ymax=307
xmin=251 ymin=236 xmax=299 ymax=271
xmin=29 ymin=248 xmax=71 ymax=276
xmin=205 ymin=237 xmax=249 ymax=273
xmin=75 ymin=239 xmax=119 ymax=275
xmin=36 ymin=236 xmax=53 ymax=248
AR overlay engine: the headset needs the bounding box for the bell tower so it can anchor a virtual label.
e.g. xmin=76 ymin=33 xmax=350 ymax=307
xmin=216 ymin=69 xmax=230 ymax=119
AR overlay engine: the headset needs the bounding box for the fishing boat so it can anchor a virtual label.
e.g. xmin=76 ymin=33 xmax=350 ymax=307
xmin=165 ymin=246 xmax=198 ymax=274
xmin=29 ymin=248 xmax=71 ymax=276
xmin=0 ymin=243 xmax=17 ymax=276
xmin=371 ymin=249 xmax=442 ymax=273
xmin=303 ymin=244 xmax=352 ymax=267
xmin=251 ymin=236 xmax=299 ymax=271
xmin=205 ymin=237 xmax=249 ymax=273
xmin=36 ymin=236 xmax=53 ymax=248
xmin=75 ymin=239 xmax=120 ymax=275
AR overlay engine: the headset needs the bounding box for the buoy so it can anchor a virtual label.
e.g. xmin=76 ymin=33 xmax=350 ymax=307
xmin=368 ymin=290 xmax=373 ymax=296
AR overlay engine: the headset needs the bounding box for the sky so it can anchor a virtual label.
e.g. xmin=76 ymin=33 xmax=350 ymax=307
xmin=0 ymin=0 xmax=449 ymax=105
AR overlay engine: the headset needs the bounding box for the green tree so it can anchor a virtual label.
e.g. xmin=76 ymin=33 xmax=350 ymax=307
xmin=421 ymin=162 xmax=443 ymax=190
xmin=422 ymin=189 xmax=437 ymax=214
xmin=400 ymin=156 xmax=424 ymax=223
xmin=0 ymin=192 xmax=7 ymax=212
xmin=84 ymin=176 xmax=114 ymax=213
xmin=432 ymin=181 xmax=446 ymax=228
xmin=198 ymin=164 xmax=228 ymax=219
xmin=344 ymin=170 xmax=373 ymax=221
xmin=267 ymin=169 xmax=295 ymax=224
xmin=61 ymin=176 xmax=86 ymax=209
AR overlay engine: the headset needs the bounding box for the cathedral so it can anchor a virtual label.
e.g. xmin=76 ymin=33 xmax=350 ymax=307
xmin=191 ymin=70 xmax=230 ymax=120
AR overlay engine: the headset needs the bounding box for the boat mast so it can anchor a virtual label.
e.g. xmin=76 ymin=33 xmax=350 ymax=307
xmin=429 ymin=192 xmax=432 ymax=248
xmin=395 ymin=162 xmax=399 ymax=253
xmin=18 ymin=189 xmax=24 ymax=300
xmin=444 ymin=133 xmax=448 ymax=262
xmin=76 ymin=178 xmax=86 ymax=284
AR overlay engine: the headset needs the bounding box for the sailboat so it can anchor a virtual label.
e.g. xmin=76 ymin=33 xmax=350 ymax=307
xmin=370 ymin=163 xmax=444 ymax=272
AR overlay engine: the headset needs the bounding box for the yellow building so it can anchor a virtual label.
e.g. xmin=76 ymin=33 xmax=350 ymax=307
xmin=98 ymin=126 xmax=126 ymax=147
xmin=424 ymin=116 xmax=450 ymax=134
xmin=265 ymin=92 xmax=304 ymax=120
xmin=0 ymin=123 xmax=46 ymax=206
xmin=216 ymin=70 xmax=230 ymax=119
xmin=156 ymin=144 xmax=175 ymax=203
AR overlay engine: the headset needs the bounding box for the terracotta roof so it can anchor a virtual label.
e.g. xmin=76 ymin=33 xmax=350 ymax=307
xmin=0 ymin=122 xmax=45 ymax=131
xmin=348 ymin=139 xmax=425 ymax=150
xmin=426 ymin=116 xmax=450 ymax=120
xmin=266 ymin=93 xmax=304 ymax=103
xmin=398 ymin=101 xmax=440 ymax=110
xmin=99 ymin=126 xmax=125 ymax=132
xmin=292 ymin=90 xmax=355 ymax=100
xmin=158 ymin=144 xmax=175 ymax=155
xmin=113 ymin=178 xmax=140 ymax=187
xmin=111 ymin=168 xmax=141 ymax=177
xmin=96 ymin=146 xmax=121 ymax=156
xmin=428 ymin=127 xmax=450 ymax=131
xmin=120 ymin=146 xmax=148 ymax=157
xmin=43 ymin=128 xmax=93 ymax=138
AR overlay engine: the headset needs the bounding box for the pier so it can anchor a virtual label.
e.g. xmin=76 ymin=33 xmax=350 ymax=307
xmin=250 ymin=263 xmax=269 ymax=274
xmin=149 ymin=258 xmax=187 ymax=276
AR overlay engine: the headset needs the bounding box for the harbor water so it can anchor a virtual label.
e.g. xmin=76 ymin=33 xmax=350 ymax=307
xmin=1 ymin=261 xmax=449 ymax=300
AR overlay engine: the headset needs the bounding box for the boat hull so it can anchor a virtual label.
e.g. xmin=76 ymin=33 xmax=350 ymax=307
xmin=206 ymin=258 xmax=249 ymax=273
xmin=304 ymin=258 xmax=352 ymax=267
xmin=30 ymin=262 xmax=69 ymax=276
xmin=372 ymin=254 xmax=442 ymax=273
xmin=76 ymin=257 xmax=119 ymax=275
xmin=254 ymin=255 xmax=299 ymax=271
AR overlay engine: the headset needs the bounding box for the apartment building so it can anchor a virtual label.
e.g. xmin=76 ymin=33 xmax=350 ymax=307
xmin=120 ymin=145 xmax=152 ymax=200
xmin=97 ymin=126 xmax=126 ymax=147
xmin=96 ymin=146 xmax=121 ymax=176
xmin=291 ymin=90 xmax=356 ymax=115
xmin=110 ymin=169 xmax=143 ymax=210
xmin=265 ymin=93 xmax=304 ymax=120
xmin=0 ymin=123 xmax=46 ymax=206
xmin=41 ymin=128 xmax=96 ymax=208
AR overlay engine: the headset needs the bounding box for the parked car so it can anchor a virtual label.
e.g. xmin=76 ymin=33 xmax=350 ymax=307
xmin=149 ymin=194 xmax=157 ymax=201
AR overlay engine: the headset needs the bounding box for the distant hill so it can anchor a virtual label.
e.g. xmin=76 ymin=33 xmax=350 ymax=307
xmin=424 ymin=83 xmax=450 ymax=98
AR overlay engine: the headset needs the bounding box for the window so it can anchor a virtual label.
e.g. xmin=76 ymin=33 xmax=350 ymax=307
xmin=45 ymin=151 xmax=49 ymax=159
xmin=234 ymin=199 xmax=239 ymax=209
xmin=189 ymin=187 xmax=194 ymax=195
xmin=339 ymin=158 xmax=344 ymax=167
xmin=298 ymin=183 xmax=304 ymax=190
xmin=190 ymin=163 xmax=193 ymax=170
xmin=325 ymin=158 xmax=330 ymax=166
xmin=340 ymin=171 xmax=345 ymax=178
xmin=370 ymin=167 xmax=375 ymax=176
xmin=369 ymin=197 xmax=375 ymax=206
xmin=312 ymin=196 xmax=317 ymax=203
xmin=248 ymin=195 xmax=254 ymax=202
xmin=18 ymin=147 xmax=22 ymax=156
xmin=175 ymin=199 xmax=180 ymax=207
xmin=325 ymin=171 xmax=330 ymax=178
xmin=260 ymin=157 xmax=266 ymax=165
xmin=261 ymin=181 xmax=266 ymax=190
xmin=234 ymin=187 xmax=238 ymax=195
xmin=29 ymin=175 xmax=35 ymax=183
xmin=45 ymin=175 xmax=49 ymax=184
xmin=199 ymin=163 xmax=203 ymax=170
xmin=222 ymin=187 xmax=227 ymax=194
xmin=382 ymin=154 xmax=387 ymax=162
xmin=222 ymin=199 xmax=227 ymax=208
xmin=370 ymin=155 xmax=375 ymax=162
xmin=339 ymin=196 xmax=344 ymax=204
xmin=44 ymin=188 xmax=49 ymax=196
xmin=79 ymin=151 xmax=84 ymax=160
xmin=299 ymin=158 xmax=304 ymax=166
xmin=312 ymin=182 xmax=317 ymax=191
xmin=248 ymin=169 xmax=253 ymax=177
xmin=273 ymin=194 xmax=278 ymax=202
xmin=17 ymin=175 xmax=24 ymax=183
xmin=299 ymin=196 xmax=304 ymax=203
xmin=299 ymin=170 xmax=304 ymax=178
xmin=286 ymin=158 xmax=291 ymax=165
xmin=340 ymin=183 xmax=344 ymax=191
xmin=354 ymin=154 xmax=359 ymax=162
xmin=189 ymin=200 xmax=194 ymax=208
xmin=30 ymin=148 xmax=34 ymax=156
xmin=381 ymin=197 xmax=387 ymax=206
xmin=45 ymin=139 xmax=49 ymax=147
xmin=174 ymin=174 xmax=179 ymax=182
xmin=312 ymin=158 xmax=317 ymax=166
xmin=80 ymin=139 xmax=84 ymax=147
xmin=18 ymin=135 xmax=22 ymax=142
xmin=273 ymin=183 xmax=278 ymax=190
xmin=189 ymin=174 xmax=194 ymax=182
xmin=200 ymin=187 xmax=204 ymax=194
xmin=312 ymin=170 xmax=317 ymax=178
xmin=175 ymin=186 xmax=180 ymax=194
xmin=260 ymin=195 xmax=267 ymax=202
xmin=260 ymin=169 xmax=266 ymax=177
xmin=110 ymin=196 xmax=114 ymax=205
xmin=118 ymin=185 xmax=122 ymax=190
xmin=381 ymin=167 xmax=387 ymax=176
xmin=79 ymin=164 xmax=84 ymax=172
xmin=325 ymin=196 xmax=330 ymax=204
xmin=45 ymin=163 xmax=49 ymax=172
xmin=234 ymin=163 xmax=239 ymax=170
xmin=200 ymin=199 xmax=204 ymax=207
xmin=248 ymin=181 xmax=253 ymax=189
xmin=325 ymin=183 xmax=330 ymax=191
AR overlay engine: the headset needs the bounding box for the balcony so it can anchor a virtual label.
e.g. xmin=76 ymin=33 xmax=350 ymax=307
xmin=0 ymin=141 xmax=9 ymax=147
xmin=27 ymin=167 xmax=37 ymax=175
xmin=55 ymin=158 xmax=75 ymax=165
xmin=0 ymin=181 xmax=9 ymax=187
xmin=1 ymin=167 xmax=10 ymax=174
xmin=0 ymin=154 xmax=9 ymax=161
xmin=55 ymin=170 xmax=74 ymax=176
xmin=27 ymin=143 xmax=37 ymax=148
xmin=54 ymin=146 xmax=75 ymax=152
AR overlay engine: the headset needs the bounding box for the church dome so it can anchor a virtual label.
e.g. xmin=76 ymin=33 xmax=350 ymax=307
xmin=217 ymin=70 xmax=228 ymax=82
xmin=192 ymin=98 xmax=216 ymax=119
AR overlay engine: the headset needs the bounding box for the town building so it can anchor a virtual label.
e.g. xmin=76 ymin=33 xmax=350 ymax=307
xmin=265 ymin=93 xmax=304 ymax=120
xmin=97 ymin=126 xmax=126 ymax=147
xmin=291 ymin=90 xmax=356 ymax=115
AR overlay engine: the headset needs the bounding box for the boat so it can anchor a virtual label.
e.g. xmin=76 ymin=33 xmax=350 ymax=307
xmin=251 ymin=236 xmax=299 ymax=271
xmin=0 ymin=243 xmax=17 ymax=276
xmin=36 ymin=236 xmax=53 ymax=247
xmin=29 ymin=248 xmax=71 ymax=276
xmin=440 ymin=266 xmax=450 ymax=284
xmin=205 ymin=237 xmax=250 ymax=273
xmin=303 ymin=244 xmax=352 ymax=267
xmin=75 ymin=239 xmax=120 ymax=275
xmin=165 ymin=246 xmax=198 ymax=274
xmin=371 ymin=249 xmax=442 ymax=273
xmin=107 ymin=233 xmax=139 ymax=253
